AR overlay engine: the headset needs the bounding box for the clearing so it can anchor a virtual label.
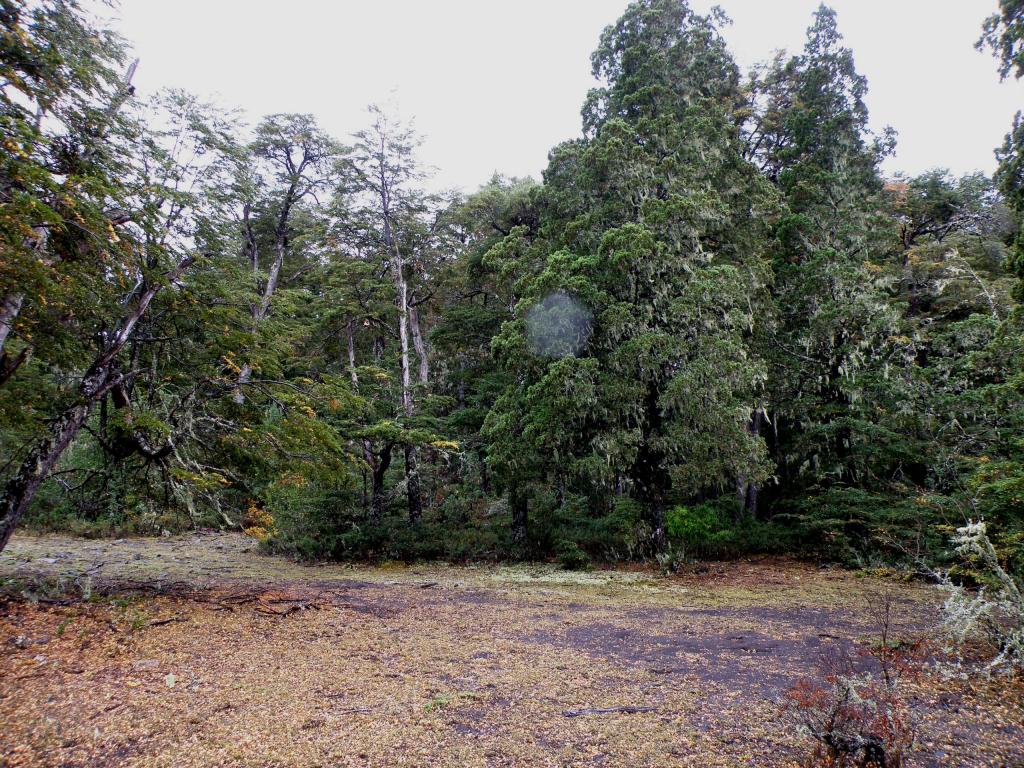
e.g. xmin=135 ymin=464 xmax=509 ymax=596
xmin=1 ymin=533 xmax=1021 ymax=767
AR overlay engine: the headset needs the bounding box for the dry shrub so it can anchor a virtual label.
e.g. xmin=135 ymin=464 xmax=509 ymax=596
xmin=785 ymin=591 xmax=924 ymax=767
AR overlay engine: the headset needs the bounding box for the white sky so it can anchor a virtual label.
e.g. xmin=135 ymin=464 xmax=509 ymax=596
xmin=109 ymin=0 xmax=1023 ymax=193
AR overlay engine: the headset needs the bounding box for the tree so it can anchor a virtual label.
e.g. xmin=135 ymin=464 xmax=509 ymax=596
xmin=747 ymin=7 xmax=905 ymax=534
xmin=346 ymin=107 xmax=437 ymax=523
xmin=0 ymin=83 xmax=243 ymax=549
xmin=978 ymin=2 xmax=1024 ymax=306
xmin=0 ymin=0 xmax=133 ymax=383
xmin=314 ymin=233 xmax=400 ymax=522
xmin=432 ymin=176 xmax=537 ymax=520
xmin=485 ymin=0 xmax=776 ymax=550
xmin=233 ymin=113 xmax=340 ymax=400
xmin=941 ymin=1 xmax=1024 ymax=541
xmin=0 ymin=3 xmax=249 ymax=551
xmin=979 ymin=0 xmax=1024 ymax=82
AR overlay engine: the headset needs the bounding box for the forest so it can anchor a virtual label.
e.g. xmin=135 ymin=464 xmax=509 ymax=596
xmin=1 ymin=0 xmax=1023 ymax=568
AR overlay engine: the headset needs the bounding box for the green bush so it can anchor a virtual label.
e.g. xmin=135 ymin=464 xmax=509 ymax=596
xmin=666 ymin=504 xmax=718 ymax=559
xmin=263 ymin=480 xmax=513 ymax=563
xmin=665 ymin=500 xmax=796 ymax=561
xmin=772 ymin=487 xmax=954 ymax=566
xmin=556 ymin=540 xmax=591 ymax=570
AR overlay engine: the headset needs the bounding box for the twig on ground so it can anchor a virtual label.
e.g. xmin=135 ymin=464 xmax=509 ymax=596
xmin=563 ymin=706 xmax=656 ymax=717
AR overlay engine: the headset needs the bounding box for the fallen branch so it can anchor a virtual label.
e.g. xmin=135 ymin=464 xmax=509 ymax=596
xmin=90 ymin=702 xmax=124 ymax=719
xmin=562 ymin=706 xmax=657 ymax=718
xmin=254 ymin=602 xmax=320 ymax=617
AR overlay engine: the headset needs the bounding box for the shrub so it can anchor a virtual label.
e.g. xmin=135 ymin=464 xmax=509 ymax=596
xmin=773 ymin=487 xmax=952 ymax=567
xmin=939 ymin=520 xmax=1024 ymax=674
xmin=263 ymin=479 xmax=513 ymax=563
xmin=527 ymin=492 xmax=649 ymax=563
xmin=665 ymin=504 xmax=717 ymax=560
xmin=556 ymin=540 xmax=591 ymax=570
xmin=785 ymin=591 xmax=922 ymax=767
xmin=665 ymin=500 xmax=795 ymax=561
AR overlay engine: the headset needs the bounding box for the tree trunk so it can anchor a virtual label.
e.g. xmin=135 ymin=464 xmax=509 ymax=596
xmin=0 ymin=293 xmax=24 ymax=359
xmin=346 ymin=319 xmax=380 ymax=516
xmin=746 ymin=409 xmax=763 ymax=519
xmin=257 ymin=236 xmax=287 ymax=321
xmin=745 ymin=482 xmax=760 ymax=521
xmin=409 ymin=301 xmax=429 ymax=386
xmin=0 ymin=255 xmax=193 ymax=553
xmin=632 ymin=384 xmax=669 ymax=551
xmin=735 ymin=409 xmax=764 ymax=521
xmin=383 ymin=204 xmax=422 ymax=522
xmin=396 ymin=272 xmax=422 ymax=522
xmin=734 ymin=473 xmax=748 ymax=522
xmin=0 ymin=394 xmax=101 ymax=552
xmin=404 ymin=443 xmax=422 ymax=523
xmin=370 ymin=445 xmax=393 ymax=523
xmin=235 ymin=182 xmax=296 ymax=403
xmin=510 ymin=486 xmax=528 ymax=545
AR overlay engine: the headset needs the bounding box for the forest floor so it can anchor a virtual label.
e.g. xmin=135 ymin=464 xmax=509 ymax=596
xmin=0 ymin=533 xmax=1022 ymax=768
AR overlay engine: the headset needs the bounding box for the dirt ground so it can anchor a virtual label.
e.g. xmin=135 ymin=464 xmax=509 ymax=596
xmin=1 ymin=533 xmax=1021 ymax=767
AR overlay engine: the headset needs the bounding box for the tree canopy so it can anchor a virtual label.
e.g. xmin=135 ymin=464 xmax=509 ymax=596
xmin=0 ymin=0 xmax=1020 ymax=568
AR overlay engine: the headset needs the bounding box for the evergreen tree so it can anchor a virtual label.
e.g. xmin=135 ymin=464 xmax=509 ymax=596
xmin=485 ymin=0 xmax=776 ymax=551
xmin=747 ymin=7 xmax=907 ymax=549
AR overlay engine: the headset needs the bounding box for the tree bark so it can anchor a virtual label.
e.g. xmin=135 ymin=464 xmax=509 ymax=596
xmin=0 ymin=292 xmax=24 ymax=359
xmin=370 ymin=444 xmax=393 ymax=523
xmin=746 ymin=409 xmax=764 ymax=519
xmin=631 ymin=383 xmax=669 ymax=551
xmin=734 ymin=409 xmax=764 ymax=521
xmin=346 ymin=319 xmax=381 ymax=517
xmin=0 ymin=395 xmax=103 ymax=552
xmin=235 ymin=172 xmax=300 ymax=402
xmin=403 ymin=443 xmax=422 ymax=523
xmin=0 ymin=255 xmax=194 ymax=553
xmin=0 ymin=293 xmax=28 ymax=385
xmin=510 ymin=485 xmax=528 ymax=546
xmin=394 ymin=249 xmax=422 ymax=523
xmin=409 ymin=301 xmax=429 ymax=386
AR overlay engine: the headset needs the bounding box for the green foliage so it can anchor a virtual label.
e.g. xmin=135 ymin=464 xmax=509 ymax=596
xmin=665 ymin=501 xmax=795 ymax=561
xmin=2 ymin=0 xmax=1021 ymax=571
xmin=556 ymin=540 xmax=592 ymax=571
xmin=773 ymin=488 xmax=957 ymax=566
xmin=484 ymin=0 xmax=777 ymax=552
xmin=978 ymin=0 xmax=1024 ymax=81
xmin=665 ymin=504 xmax=718 ymax=557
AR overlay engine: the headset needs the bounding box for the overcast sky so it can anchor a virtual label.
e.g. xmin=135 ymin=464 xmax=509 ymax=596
xmin=109 ymin=0 xmax=1023 ymax=193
